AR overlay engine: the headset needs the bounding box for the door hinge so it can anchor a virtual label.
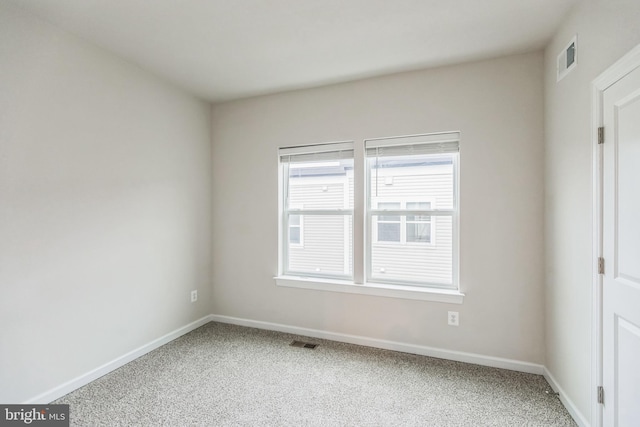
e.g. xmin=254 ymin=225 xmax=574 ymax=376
xmin=598 ymin=386 xmax=604 ymax=404
xmin=598 ymin=126 xmax=605 ymax=144
xmin=598 ymin=257 xmax=605 ymax=275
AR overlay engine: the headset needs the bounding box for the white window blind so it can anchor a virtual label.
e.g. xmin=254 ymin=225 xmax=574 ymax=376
xmin=365 ymin=132 xmax=459 ymax=157
xmin=279 ymin=142 xmax=354 ymax=163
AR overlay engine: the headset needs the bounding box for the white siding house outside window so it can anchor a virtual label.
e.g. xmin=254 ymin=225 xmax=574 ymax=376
xmin=278 ymin=132 xmax=460 ymax=301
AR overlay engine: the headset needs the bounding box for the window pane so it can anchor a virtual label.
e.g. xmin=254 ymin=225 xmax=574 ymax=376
xmin=289 ymin=226 xmax=300 ymax=244
xmin=284 ymin=154 xmax=354 ymax=280
xmin=407 ymin=201 xmax=431 ymax=221
xmin=367 ymin=148 xmax=456 ymax=287
xmin=406 ymin=222 xmax=430 ymax=243
xmin=378 ymin=202 xmax=401 ymax=221
xmin=371 ymin=216 xmax=452 ymax=286
xmin=378 ymin=202 xmax=401 ymax=210
xmin=378 ymin=222 xmax=401 ymax=242
xmin=287 ymin=215 xmax=352 ymax=277
xmin=406 ymin=202 xmax=429 ymax=210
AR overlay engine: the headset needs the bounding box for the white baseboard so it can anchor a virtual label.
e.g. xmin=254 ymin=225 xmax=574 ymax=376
xmin=24 ymin=315 xmax=213 ymax=404
xmin=209 ymin=314 xmax=544 ymax=375
xmin=544 ymin=367 xmax=590 ymax=427
xmin=24 ymin=311 xmax=586 ymax=427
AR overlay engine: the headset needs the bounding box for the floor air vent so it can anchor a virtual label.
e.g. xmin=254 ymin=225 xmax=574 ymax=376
xmin=290 ymin=340 xmax=318 ymax=349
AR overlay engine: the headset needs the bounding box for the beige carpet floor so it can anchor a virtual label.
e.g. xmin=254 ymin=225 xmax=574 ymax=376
xmin=54 ymin=322 xmax=576 ymax=426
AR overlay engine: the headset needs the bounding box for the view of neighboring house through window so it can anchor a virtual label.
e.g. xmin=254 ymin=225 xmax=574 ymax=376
xmin=279 ymin=132 xmax=459 ymax=290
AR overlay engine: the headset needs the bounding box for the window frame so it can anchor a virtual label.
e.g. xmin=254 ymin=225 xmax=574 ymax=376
xmin=277 ymin=132 xmax=461 ymax=301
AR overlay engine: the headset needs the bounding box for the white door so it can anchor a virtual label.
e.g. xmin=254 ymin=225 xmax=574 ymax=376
xmin=602 ymin=65 xmax=640 ymax=427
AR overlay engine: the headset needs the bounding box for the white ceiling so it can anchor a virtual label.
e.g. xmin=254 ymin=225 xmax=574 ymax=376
xmin=11 ymin=0 xmax=578 ymax=102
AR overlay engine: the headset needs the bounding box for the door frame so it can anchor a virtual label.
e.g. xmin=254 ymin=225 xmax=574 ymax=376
xmin=591 ymin=43 xmax=640 ymax=427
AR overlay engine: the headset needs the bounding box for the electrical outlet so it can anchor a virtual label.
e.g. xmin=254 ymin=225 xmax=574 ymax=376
xmin=190 ymin=290 xmax=198 ymax=303
xmin=448 ymin=311 xmax=459 ymax=326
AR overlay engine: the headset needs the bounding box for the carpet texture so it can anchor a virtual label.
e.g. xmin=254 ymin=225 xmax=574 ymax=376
xmin=54 ymin=322 xmax=576 ymax=426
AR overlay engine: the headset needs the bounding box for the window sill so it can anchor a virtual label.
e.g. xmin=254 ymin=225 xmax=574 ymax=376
xmin=274 ymin=276 xmax=464 ymax=304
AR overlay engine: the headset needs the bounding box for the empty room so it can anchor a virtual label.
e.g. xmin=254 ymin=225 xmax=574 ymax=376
xmin=1 ymin=0 xmax=640 ymax=425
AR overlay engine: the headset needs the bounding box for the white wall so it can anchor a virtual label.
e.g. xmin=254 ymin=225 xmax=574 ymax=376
xmin=211 ymin=52 xmax=545 ymax=364
xmin=0 ymin=2 xmax=212 ymax=403
xmin=544 ymin=0 xmax=640 ymax=423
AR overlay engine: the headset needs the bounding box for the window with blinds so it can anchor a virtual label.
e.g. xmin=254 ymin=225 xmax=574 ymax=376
xmin=279 ymin=142 xmax=354 ymax=280
xmin=278 ymin=132 xmax=459 ymax=290
xmin=366 ymin=132 xmax=459 ymax=288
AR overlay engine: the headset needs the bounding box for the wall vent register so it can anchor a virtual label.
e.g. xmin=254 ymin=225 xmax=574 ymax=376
xmin=557 ymin=35 xmax=577 ymax=81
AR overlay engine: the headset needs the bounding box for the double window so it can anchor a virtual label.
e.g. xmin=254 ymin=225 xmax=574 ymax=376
xmin=279 ymin=132 xmax=459 ymax=290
